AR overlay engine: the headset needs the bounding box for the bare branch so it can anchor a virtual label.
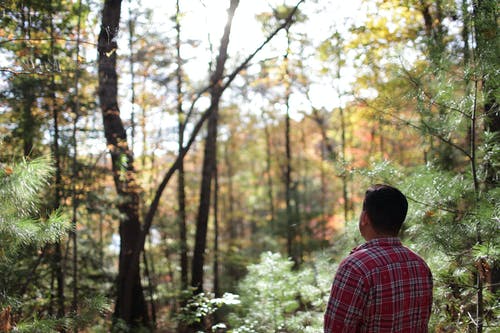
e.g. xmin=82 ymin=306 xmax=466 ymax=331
xmin=0 ymin=37 xmax=96 ymax=46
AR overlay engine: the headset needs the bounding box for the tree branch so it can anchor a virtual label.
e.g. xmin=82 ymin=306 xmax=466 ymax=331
xmin=135 ymin=0 xmax=306 ymax=273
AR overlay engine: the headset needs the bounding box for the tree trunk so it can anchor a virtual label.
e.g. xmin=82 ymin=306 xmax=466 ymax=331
xmin=472 ymin=1 xmax=499 ymax=331
xmin=191 ymin=0 xmax=240 ymax=294
xmin=340 ymin=105 xmax=348 ymax=222
xmin=309 ymin=107 xmax=336 ymax=233
xmin=263 ymin=117 xmax=275 ymax=228
xmin=191 ymin=103 xmax=219 ymax=294
xmin=49 ymin=1 xmax=66 ymax=321
xmin=176 ymin=0 xmax=189 ymax=293
xmin=284 ymin=28 xmax=295 ymax=264
xmin=320 ymin=141 xmax=327 ymax=241
xmin=70 ymin=0 xmax=83 ymax=321
xmin=19 ymin=3 xmax=35 ymax=157
xmin=419 ymin=0 xmax=445 ymax=64
xmin=224 ymin=142 xmax=237 ymax=239
xmin=97 ymin=0 xmax=149 ymax=328
xmin=128 ymin=3 xmax=136 ymax=151
xmin=213 ymin=162 xmax=220 ymax=297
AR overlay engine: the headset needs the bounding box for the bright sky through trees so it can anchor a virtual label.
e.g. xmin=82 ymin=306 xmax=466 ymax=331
xmin=119 ymin=0 xmax=366 ymax=120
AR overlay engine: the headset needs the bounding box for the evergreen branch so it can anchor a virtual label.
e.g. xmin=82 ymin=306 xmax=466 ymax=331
xmin=419 ymin=118 xmax=472 ymax=160
xmin=406 ymin=194 xmax=471 ymax=215
xmin=399 ymin=63 xmax=472 ymax=118
xmin=433 ymin=278 xmax=476 ymax=289
xmin=0 ymin=156 xmax=54 ymax=217
xmin=357 ymin=97 xmax=472 ymax=160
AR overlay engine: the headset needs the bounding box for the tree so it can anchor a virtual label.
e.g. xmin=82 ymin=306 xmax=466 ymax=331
xmin=191 ymin=0 xmax=240 ymax=295
xmin=97 ymin=0 xmax=149 ymax=328
xmin=472 ymin=0 xmax=499 ymax=187
xmin=174 ymin=0 xmax=189 ymax=295
xmin=0 ymin=155 xmax=68 ymax=330
xmin=0 ymin=0 xmax=94 ymax=323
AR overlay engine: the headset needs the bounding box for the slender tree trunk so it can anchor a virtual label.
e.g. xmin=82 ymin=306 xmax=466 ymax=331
xmin=49 ymin=270 xmax=55 ymax=315
xmin=176 ymin=0 xmax=189 ymax=292
xmin=191 ymin=0 xmax=240 ymax=294
xmin=213 ymin=162 xmax=220 ymax=297
xmin=142 ymin=250 xmax=157 ymax=328
xmin=420 ymin=0 xmax=457 ymax=169
xmin=320 ymin=142 xmax=327 ymax=241
xmin=223 ymin=139 xmax=243 ymax=289
xmin=20 ymin=3 xmax=35 ymax=157
xmin=191 ymin=104 xmax=218 ymax=294
xmin=263 ymin=118 xmax=275 ymax=228
xmin=48 ymin=1 xmax=66 ymax=321
xmin=189 ymin=100 xmax=219 ymax=333
xmin=70 ymin=0 xmax=83 ymax=322
xmin=128 ymin=0 xmax=136 ymax=150
xmin=284 ymin=28 xmax=294 ymax=264
xmin=21 ymin=99 xmax=35 ymax=157
xmin=471 ymin=2 xmax=498 ymax=331
xmin=470 ymin=79 xmax=484 ymax=333
xmin=462 ymin=0 xmax=471 ymax=66
xmin=224 ymin=141 xmax=236 ymax=239
xmin=285 ymin=102 xmax=293 ymax=261
xmin=419 ymin=0 xmax=445 ymax=64
xmin=334 ymin=38 xmax=349 ymax=222
xmin=309 ymin=109 xmax=334 ymax=240
xmin=128 ymin=1 xmax=156 ymax=323
xmin=97 ymin=0 xmax=149 ymax=328
xmin=473 ymin=0 xmax=499 ymax=185
xmin=340 ymin=105 xmax=348 ymax=222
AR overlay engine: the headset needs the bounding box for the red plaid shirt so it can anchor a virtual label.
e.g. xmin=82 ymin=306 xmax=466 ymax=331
xmin=324 ymin=238 xmax=433 ymax=333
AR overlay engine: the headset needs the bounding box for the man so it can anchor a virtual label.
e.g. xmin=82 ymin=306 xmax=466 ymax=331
xmin=324 ymin=184 xmax=433 ymax=332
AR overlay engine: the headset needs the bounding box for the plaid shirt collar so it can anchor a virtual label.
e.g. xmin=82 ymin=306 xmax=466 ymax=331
xmin=351 ymin=237 xmax=402 ymax=253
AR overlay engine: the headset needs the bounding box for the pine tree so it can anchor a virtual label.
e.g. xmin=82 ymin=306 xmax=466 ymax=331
xmin=0 ymin=154 xmax=69 ymax=331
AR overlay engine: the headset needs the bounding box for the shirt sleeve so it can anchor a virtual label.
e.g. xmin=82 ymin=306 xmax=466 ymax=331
xmin=324 ymin=258 xmax=367 ymax=333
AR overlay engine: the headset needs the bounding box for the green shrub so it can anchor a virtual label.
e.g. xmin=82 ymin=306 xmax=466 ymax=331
xmin=227 ymin=251 xmax=334 ymax=333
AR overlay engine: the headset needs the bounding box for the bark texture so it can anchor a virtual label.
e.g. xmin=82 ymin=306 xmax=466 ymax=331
xmin=97 ymin=0 xmax=149 ymax=328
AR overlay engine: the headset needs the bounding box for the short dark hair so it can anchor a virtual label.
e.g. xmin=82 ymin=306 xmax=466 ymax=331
xmin=362 ymin=184 xmax=408 ymax=236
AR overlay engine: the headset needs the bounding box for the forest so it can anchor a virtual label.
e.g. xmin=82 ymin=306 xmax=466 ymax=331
xmin=0 ymin=0 xmax=498 ymax=332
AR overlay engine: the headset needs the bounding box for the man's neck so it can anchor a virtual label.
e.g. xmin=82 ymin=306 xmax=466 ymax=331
xmin=364 ymin=234 xmax=398 ymax=242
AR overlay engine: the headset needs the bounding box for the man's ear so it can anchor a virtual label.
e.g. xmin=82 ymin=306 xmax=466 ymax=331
xmin=360 ymin=210 xmax=370 ymax=226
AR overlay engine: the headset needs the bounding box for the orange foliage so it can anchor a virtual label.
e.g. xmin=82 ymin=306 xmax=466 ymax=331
xmin=308 ymin=214 xmax=345 ymax=240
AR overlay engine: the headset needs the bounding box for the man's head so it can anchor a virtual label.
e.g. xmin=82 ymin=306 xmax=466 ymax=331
xmin=359 ymin=184 xmax=408 ymax=239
